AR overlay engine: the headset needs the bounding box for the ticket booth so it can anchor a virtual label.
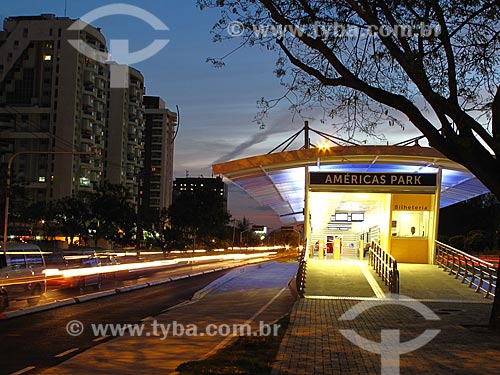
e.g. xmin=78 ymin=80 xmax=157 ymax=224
xmin=389 ymin=194 xmax=436 ymax=263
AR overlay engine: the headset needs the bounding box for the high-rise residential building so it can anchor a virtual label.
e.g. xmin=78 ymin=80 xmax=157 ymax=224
xmin=0 ymin=13 xmax=178 ymax=232
xmin=0 ymin=14 xmax=107 ymax=202
xmin=142 ymin=96 xmax=177 ymax=216
xmin=106 ymin=65 xmax=145 ymax=207
xmin=173 ymin=176 xmax=228 ymax=212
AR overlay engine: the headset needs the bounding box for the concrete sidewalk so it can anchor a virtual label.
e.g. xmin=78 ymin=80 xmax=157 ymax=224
xmin=40 ymin=261 xmax=298 ymax=375
xmin=272 ymin=261 xmax=500 ymax=374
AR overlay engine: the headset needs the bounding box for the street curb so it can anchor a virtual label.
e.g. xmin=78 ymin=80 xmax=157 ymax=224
xmin=0 ymin=298 xmax=76 ymax=319
xmin=0 ymin=260 xmax=272 ymax=320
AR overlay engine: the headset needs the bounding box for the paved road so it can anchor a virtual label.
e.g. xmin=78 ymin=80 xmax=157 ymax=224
xmin=0 ymin=271 xmax=228 ymax=375
xmin=4 ymin=255 xmax=274 ymax=313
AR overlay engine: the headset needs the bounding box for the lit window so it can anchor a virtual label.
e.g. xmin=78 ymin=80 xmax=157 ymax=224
xmin=43 ymin=55 xmax=52 ymax=61
xmin=80 ymin=177 xmax=91 ymax=187
xmin=38 ymin=176 xmax=46 ymax=183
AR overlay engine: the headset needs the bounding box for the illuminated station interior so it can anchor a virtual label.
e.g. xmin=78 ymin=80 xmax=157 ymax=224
xmin=213 ymin=141 xmax=490 ymax=264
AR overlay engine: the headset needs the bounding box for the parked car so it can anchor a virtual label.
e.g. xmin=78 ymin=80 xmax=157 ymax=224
xmin=0 ymin=243 xmax=47 ymax=312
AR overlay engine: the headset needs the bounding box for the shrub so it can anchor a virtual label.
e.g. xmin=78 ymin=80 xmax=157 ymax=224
xmin=465 ymin=230 xmax=490 ymax=253
xmin=448 ymin=235 xmax=465 ymax=250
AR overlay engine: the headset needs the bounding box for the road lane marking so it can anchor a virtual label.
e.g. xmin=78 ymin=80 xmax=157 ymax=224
xmin=93 ymin=335 xmax=110 ymax=343
xmin=9 ymin=367 xmax=36 ymax=375
xmin=54 ymin=348 xmax=79 ymax=358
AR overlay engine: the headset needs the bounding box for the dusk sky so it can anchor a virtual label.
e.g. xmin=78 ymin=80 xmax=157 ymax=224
xmin=1 ymin=0 xmax=422 ymax=229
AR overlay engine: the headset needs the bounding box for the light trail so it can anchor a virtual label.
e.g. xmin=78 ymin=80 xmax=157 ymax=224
xmin=43 ymin=252 xmax=278 ymax=279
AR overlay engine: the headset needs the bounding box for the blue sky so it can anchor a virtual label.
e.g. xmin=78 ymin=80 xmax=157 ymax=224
xmin=1 ymin=0 xmax=422 ymax=229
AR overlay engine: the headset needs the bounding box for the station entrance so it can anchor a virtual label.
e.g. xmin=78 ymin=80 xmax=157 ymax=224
xmin=306 ymin=172 xmax=440 ymax=264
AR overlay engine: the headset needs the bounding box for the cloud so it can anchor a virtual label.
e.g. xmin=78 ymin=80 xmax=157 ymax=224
xmin=212 ymin=113 xmax=299 ymax=164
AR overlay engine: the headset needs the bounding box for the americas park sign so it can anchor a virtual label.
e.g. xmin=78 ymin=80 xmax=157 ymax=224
xmin=310 ymin=172 xmax=437 ymax=187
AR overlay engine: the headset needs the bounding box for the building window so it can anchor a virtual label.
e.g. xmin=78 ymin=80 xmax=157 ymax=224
xmin=391 ymin=211 xmax=429 ymax=238
xmin=44 ymin=55 xmax=52 ymax=61
xmin=80 ymin=177 xmax=91 ymax=187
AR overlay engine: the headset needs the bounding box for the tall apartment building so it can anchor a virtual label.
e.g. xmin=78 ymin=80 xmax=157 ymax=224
xmin=106 ymin=65 xmax=145 ymax=207
xmin=0 ymin=14 xmax=156 ymax=215
xmin=142 ymin=96 xmax=177 ymax=216
xmin=0 ymin=14 xmax=107 ymax=202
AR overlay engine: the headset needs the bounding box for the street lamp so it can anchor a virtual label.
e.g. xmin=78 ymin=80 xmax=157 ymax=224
xmin=3 ymin=150 xmax=97 ymax=253
xmin=240 ymin=229 xmax=249 ymax=247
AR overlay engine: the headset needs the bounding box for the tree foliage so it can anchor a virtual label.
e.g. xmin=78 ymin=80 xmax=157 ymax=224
xmin=12 ymin=183 xmax=137 ymax=247
xmin=199 ymin=0 xmax=500 ymax=197
xmin=167 ymin=188 xmax=231 ymax=249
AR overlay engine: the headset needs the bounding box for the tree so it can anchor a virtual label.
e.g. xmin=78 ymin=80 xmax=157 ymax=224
xmin=90 ymin=183 xmax=136 ymax=247
xmin=167 ymin=188 xmax=231 ymax=249
xmin=198 ymin=1 xmax=500 ymax=326
xmin=56 ymin=194 xmax=93 ymax=246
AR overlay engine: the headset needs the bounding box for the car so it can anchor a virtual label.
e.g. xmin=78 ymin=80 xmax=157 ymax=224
xmin=46 ymin=253 xmax=103 ymax=292
xmin=0 ymin=243 xmax=47 ymax=312
xmin=96 ymin=254 xmax=120 ymax=279
xmin=97 ymin=254 xmax=119 ymax=266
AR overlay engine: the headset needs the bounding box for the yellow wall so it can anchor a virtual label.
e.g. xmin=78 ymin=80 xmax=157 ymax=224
xmin=390 ymin=193 xmax=434 ymax=264
xmin=391 ymin=194 xmax=432 ymax=210
xmin=379 ymin=194 xmax=392 ymax=250
xmin=391 ymin=238 xmax=429 ymax=263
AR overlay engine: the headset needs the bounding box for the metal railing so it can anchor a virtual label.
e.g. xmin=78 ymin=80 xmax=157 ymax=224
xmin=435 ymin=241 xmax=497 ymax=298
xmin=296 ymin=254 xmax=307 ymax=298
xmin=368 ymin=241 xmax=400 ymax=294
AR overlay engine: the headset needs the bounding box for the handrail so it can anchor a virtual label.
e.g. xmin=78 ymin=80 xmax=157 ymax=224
xmin=435 ymin=241 xmax=497 ymax=298
xmin=296 ymin=254 xmax=307 ymax=298
xmin=368 ymin=241 xmax=399 ymax=294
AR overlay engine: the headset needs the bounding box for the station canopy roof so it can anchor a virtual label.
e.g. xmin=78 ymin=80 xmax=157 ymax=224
xmin=212 ymin=146 xmax=490 ymax=225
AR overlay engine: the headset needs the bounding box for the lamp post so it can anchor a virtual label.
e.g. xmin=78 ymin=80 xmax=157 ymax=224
xmin=230 ymin=219 xmax=238 ymax=250
xmin=240 ymin=229 xmax=250 ymax=247
xmin=3 ymin=150 xmax=97 ymax=253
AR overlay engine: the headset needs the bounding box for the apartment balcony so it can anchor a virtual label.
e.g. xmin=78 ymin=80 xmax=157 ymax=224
xmin=81 ymin=119 xmax=92 ymax=133
xmin=82 ymin=110 xmax=96 ymax=120
xmin=84 ymin=70 xmax=95 ymax=84
xmin=83 ymin=95 xmax=94 ymax=109
xmin=96 ymin=68 xmax=107 ymax=80
xmin=83 ymin=61 xmax=98 ymax=73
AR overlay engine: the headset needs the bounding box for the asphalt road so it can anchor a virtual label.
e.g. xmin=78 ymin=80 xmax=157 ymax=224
xmin=0 ymin=270 xmax=228 ymax=375
xmin=3 ymin=257 xmax=260 ymax=313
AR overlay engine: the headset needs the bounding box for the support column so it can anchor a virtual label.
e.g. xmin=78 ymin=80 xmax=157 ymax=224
xmin=304 ymin=164 xmax=311 ymax=260
xmin=303 ymin=120 xmax=311 ymax=260
xmin=430 ymin=167 xmax=443 ymax=264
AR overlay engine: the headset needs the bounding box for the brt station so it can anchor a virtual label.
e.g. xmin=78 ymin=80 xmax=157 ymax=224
xmin=213 ymin=128 xmax=492 ymax=297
